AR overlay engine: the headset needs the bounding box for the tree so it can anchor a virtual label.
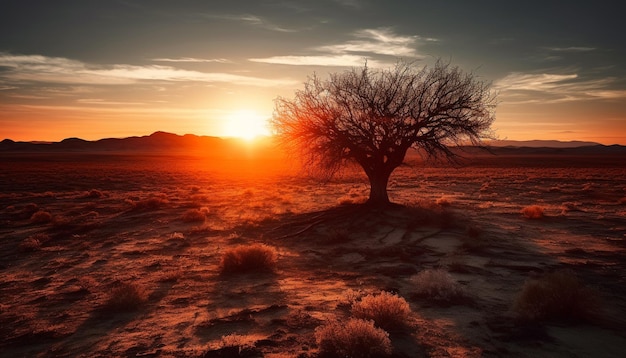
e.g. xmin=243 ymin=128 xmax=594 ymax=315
xmin=271 ymin=60 xmax=496 ymax=206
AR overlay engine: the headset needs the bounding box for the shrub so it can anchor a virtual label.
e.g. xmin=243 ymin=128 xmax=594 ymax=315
xmin=103 ymin=282 xmax=148 ymax=312
xmin=202 ymin=333 xmax=261 ymax=358
xmin=181 ymin=207 xmax=210 ymax=223
xmin=351 ymin=291 xmax=411 ymax=330
xmin=19 ymin=203 xmax=39 ymax=218
xmin=410 ymin=269 xmax=467 ymax=304
xmin=315 ymin=318 xmax=392 ymax=358
xmin=86 ymin=189 xmax=104 ymax=198
xmin=20 ymin=237 xmax=41 ymax=251
xmin=30 ymin=210 xmax=53 ymax=224
xmin=513 ymin=270 xmax=600 ymax=323
xmin=436 ymin=196 xmax=452 ymax=206
xmin=220 ymin=244 xmax=278 ymax=274
xmin=128 ymin=197 xmax=168 ymax=211
xmin=521 ymin=205 xmax=544 ymax=219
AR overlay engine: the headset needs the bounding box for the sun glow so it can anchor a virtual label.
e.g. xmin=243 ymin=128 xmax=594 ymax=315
xmin=221 ymin=109 xmax=271 ymax=140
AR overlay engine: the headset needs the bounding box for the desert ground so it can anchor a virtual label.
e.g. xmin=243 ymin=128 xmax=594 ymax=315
xmin=1 ymin=151 xmax=625 ymax=357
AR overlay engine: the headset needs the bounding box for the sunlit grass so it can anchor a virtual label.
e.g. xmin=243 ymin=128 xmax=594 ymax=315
xmin=103 ymin=282 xmax=148 ymax=312
xmin=315 ymin=318 xmax=392 ymax=358
xmin=351 ymin=290 xmax=412 ymax=330
xmin=521 ymin=205 xmax=544 ymax=219
xmin=220 ymin=243 xmax=278 ymax=274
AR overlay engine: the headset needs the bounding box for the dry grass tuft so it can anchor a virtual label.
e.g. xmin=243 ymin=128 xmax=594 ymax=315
xmin=315 ymin=318 xmax=392 ymax=358
xmin=103 ymin=282 xmax=148 ymax=312
xmin=30 ymin=210 xmax=53 ymax=224
xmin=20 ymin=237 xmax=42 ymax=251
xmin=436 ymin=196 xmax=452 ymax=206
xmin=411 ymin=269 xmax=467 ymax=304
xmin=181 ymin=207 xmax=210 ymax=222
xmin=20 ymin=233 xmax=51 ymax=252
xmin=521 ymin=205 xmax=545 ymax=219
xmin=513 ymin=270 xmax=601 ymax=323
xmin=85 ymin=189 xmax=105 ymax=198
xmin=351 ymin=291 xmax=412 ymax=330
xmin=127 ymin=197 xmax=169 ymax=211
xmin=220 ymin=243 xmax=278 ymax=274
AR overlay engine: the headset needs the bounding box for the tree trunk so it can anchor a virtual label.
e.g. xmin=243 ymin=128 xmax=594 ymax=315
xmin=366 ymin=170 xmax=391 ymax=206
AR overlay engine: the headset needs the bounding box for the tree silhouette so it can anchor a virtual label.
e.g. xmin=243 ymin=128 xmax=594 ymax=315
xmin=271 ymin=60 xmax=496 ymax=205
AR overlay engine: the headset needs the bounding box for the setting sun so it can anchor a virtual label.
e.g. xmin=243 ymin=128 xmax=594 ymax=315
xmin=221 ymin=109 xmax=271 ymax=140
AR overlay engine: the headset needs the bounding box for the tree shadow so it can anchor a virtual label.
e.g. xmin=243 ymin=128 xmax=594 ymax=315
xmin=226 ymin=201 xmax=620 ymax=357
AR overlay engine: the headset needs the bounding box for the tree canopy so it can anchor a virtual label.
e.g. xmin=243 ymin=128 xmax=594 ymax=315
xmin=271 ymin=60 xmax=496 ymax=205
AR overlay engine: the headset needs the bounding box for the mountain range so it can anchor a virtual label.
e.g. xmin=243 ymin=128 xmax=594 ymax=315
xmin=1 ymin=132 xmax=624 ymax=157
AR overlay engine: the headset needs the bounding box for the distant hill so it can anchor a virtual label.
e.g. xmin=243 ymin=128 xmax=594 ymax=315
xmin=0 ymin=131 xmax=276 ymax=157
xmin=486 ymin=139 xmax=601 ymax=148
xmin=2 ymin=133 xmax=624 ymax=163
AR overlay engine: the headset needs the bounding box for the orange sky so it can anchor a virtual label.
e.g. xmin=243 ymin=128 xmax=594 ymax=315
xmin=1 ymin=1 xmax=625 ymax=144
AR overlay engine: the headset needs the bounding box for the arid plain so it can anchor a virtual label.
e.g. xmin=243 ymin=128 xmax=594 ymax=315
xmin=1 ymin=143 xmax=625 ymax=357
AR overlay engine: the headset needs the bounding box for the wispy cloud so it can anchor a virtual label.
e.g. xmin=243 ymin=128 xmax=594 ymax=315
xmin=250 ymin=27 xmax=426 ymax=67
xmin=204 ymin=13 xmax=297 ymax=32
xmin=318 ymin=28 xmax=422 ymax=57
xmin=544 ymin=46 xmax=596 ymax=52
xmin=0 ymin=53 xmax=295 ymax=87
xmin=151 ymin=57 xmax=231 ymax=63
xmin=495 ymin=73 xmax=578 ymax=92
xmin=332 ymin=0 xmax=362 ymax=9
xmin=250 ymin=54 xmax=382 ymax=67
xmin=495 ymin=71 xmax=626 ymax=103
xmin=76 ymin=98 xmax=147 ymax=105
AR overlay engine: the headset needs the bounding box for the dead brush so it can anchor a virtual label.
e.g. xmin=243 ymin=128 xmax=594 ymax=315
xmin=219 ymin=243 xmax=278 ymax=274
xmin=21 ymin=233 xmax=50 ymax=251
xmin=102 ymin=282 xmax=148 ymax=312
xmin=127 ymin=196 xmax=169 ymax=211
xmin=513 ymin=270 xmax=601 ymax=323
xmin=315 ymin=318 xmax=392 ymax=358
xmin=462 ymin=224 xmax=489 ymax=252
xmin=181 ymin=207 xmax=210 ymax=222
xmin=521 ymin=205 xmax=544 ymax=219
xmin=30 ymin=210 xmax=53 ymax=224
xmin=351 ymin=290 xmax=412 ymax=330
xmin=410 ymin=269 xmax=468 ymax=305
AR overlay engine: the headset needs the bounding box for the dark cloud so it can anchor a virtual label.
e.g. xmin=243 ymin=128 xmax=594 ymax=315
xmin=0 ymin=0 xmax=624 ymax=142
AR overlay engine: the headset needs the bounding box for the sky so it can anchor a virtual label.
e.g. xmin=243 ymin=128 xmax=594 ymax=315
xmin=0 ymin=0 xmax=625 ymax=144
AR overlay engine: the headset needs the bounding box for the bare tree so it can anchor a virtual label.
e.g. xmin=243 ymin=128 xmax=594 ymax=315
xmin=271 ymin=60 xmax=496 ymax=206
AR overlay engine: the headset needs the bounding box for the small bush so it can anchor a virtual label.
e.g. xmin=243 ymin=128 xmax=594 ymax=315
xmin=103 ymin=282 xmax=148 ymax=312
xmin=128 ymin=197 xmax=168 ymax=211
xmin=220 ymin=244 xmax=278 ymax=274
xmin=85 ymin=189 xmax=105 ymax=198
xmin=315 ymin=318 xmax=392 ymax=358
xmin=181 ymin=207 xmax=210 ymax=222
xmin=410 ymin=269 xmax=467 ymax=304
xmin=351 ymin=291 xmax=411 ymax=330
xmin=436 ymin=196 xmax=452 ymax=206
xmin=30 ymin=210 xmax=53 ymax=224
xmin=20 ymin=237 xmax=41 ymax=251
xmin=513 ymin=270 xmax=600 ymax=323
xmin=521 ymin=205 xmax=544 ymax=219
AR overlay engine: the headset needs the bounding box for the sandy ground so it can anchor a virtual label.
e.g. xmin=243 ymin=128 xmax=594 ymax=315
xmin=1 ymin=153 xmax=625 ymax=357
